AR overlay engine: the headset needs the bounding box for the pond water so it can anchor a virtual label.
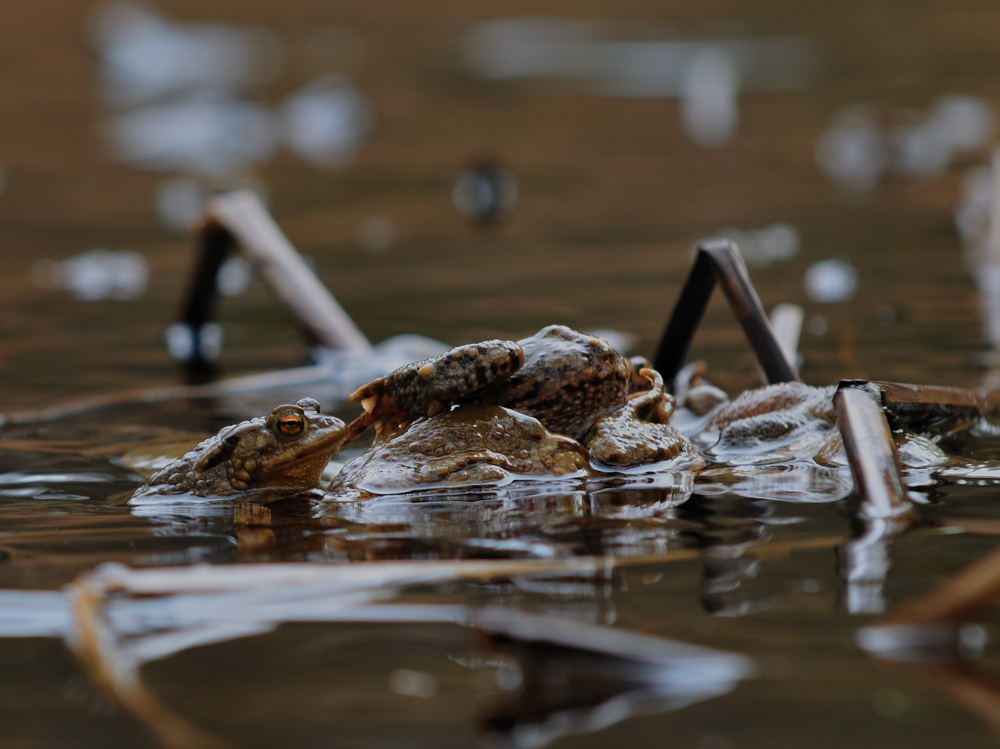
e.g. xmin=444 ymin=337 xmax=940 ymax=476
xmin=4 ymin=1 xmax=1000 ymax=747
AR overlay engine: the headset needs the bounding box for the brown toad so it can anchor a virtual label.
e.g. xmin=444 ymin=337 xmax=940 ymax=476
xmin=336 ymin=327 xmax=702 ymax=493
xmin=131 ymin=397 xmax=348 ymax=502
xmin=329 ymin=405 xmax=593 ymax=496
xmin=697 ymin=382 xmax=838 ymax=460
xmin=476 ymin=324 xmax=634 ymax=440
xmin=348 ymin=326 xmax=642 ymax=441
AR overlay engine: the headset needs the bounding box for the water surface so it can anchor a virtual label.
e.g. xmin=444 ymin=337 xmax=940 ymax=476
xmin=3 ymin=1 xmax=1000 ymax=747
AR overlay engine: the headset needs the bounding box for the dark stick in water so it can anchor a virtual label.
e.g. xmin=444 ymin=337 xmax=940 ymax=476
xmin=653 ymin=238 xmax=800 ymax=387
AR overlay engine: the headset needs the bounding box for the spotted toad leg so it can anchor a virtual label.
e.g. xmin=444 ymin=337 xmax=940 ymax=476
xmin=345 ymin=340 xmax=524 ymax=441
xmin=586 ymin=368 xmax=705 ymax=470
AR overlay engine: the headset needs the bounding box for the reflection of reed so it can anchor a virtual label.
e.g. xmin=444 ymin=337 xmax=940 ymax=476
xmin=0 ymin=534 xmax=849 ymax=743
xmin=860 ymin=532 xmax=1000 ymax=734
xmin=922 ymin=664 xmax=1000 ymax=737
xmin=69 ymin=569 xmax=236 ymax=749
xmin=53 ymin=555 xmax=765 ymax=749
xmin=884 ymin=543 xmax=1000 ymax=628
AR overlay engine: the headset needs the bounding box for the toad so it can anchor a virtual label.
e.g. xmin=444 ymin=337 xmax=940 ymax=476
xmin=335 ymin=326 xmax=703 ymax=494
xmin=347 ymin=326 xmax=652 ymax=441
xmin=131 ymin=397 xmax=348 ymax=502
xmin=328 ymin=404 xmax=593 ymax=496
xmin=694 ymin=381 xmax=839 ymax=462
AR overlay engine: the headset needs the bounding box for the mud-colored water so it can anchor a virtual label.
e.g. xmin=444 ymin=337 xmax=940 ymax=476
xmin=4 ymin=1 xmax=1000 ymax=747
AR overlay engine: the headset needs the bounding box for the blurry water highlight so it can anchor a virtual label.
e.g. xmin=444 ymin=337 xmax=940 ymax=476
xmin=956 ymin=147 xmax=1000 ymax=357
xmin=278 ymin=76 xmax=372 ymax=169
xmin=388 ymin=669 xmax=438 ymax=698
xmin=769 ymin=303 xmax=804 ymax=367
xmin=104 ymin=92 xmax=275 ymax=172
xmin=932 ymin=96 xmax=996 ymax=153
xmin=31 ymin=250 xmax=149 ymax=302
xmin=355 ymin=216 xmax=394 ymax=253
xmin=817 ymin=97 xmax=995 ymax=192
xmin=955 ymin=164 xmax=991 ymax=253
xmin=92 ymin=2 xmax=373 ymax=203
xmin=462 ymin=18 xmax=817 ymax=146
xmin=815 ymin=107 xmax=886 ymax=193
xmin=217 ymin=257 xmax=252 ymax=297
xmin=90 ymin=2 xmax=281 ymax=107
xmin=680 ymin=47 xmax=740 ymax=147
xmin=715 ymin=223 xmax=799 ymax=268
xmin=803 ymin=258 xmax=857 ymax=304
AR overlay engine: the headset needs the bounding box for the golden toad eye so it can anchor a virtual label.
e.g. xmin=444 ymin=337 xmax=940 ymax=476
xmin=276 ymin=412 xmax=305 ymax=436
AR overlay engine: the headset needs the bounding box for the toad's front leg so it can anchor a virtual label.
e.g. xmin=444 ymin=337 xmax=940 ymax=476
xmin=585 ymin=369 xmax=705 ymax=470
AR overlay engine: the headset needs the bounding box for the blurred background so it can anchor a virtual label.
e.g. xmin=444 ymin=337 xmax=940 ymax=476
xmin=2 ymin=0 xmax=999 ymax=409
xmin=9 ymin=5 xmax=1000 ymax=748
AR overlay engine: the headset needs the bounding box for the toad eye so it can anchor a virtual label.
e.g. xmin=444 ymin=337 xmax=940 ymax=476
xmin=276 ymin=411 xmax=306 ymax=437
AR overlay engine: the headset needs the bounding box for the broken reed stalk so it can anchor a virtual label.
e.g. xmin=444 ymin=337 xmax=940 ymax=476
xmin=653 ymin=239 xmax=800 ymax=386
xmin=206 ymin=191 xmax=372 ymax=355
xmin=832 ymin=381 xmax=909 ymax=518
